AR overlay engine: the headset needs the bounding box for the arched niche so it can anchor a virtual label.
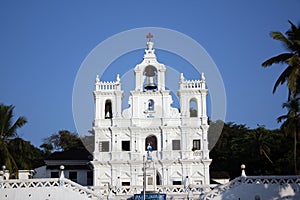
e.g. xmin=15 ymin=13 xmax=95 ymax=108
xmin=189 ymin=98 xmax=198 ymax=117
xmin=145 ymin=135 xmax=157 ymax=151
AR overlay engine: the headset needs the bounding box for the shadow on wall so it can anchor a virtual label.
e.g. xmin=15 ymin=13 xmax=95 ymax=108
xmin=220 ymin=178 xmax=300 ymax=200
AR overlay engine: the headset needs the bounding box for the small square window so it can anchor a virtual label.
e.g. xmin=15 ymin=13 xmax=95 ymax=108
xmin=193 ymin=140 xmax=201 ymax=150
xmin=148 ymin=177 xmax=153 ymax=185
xmin=99 ymin=141 xmax=109 ymax=152
xmin=51 ymin=171 xmax=59 ymax=178
xmin=69 ymin=171 xmax=77 ymax=183
xmin=172 ymin=140 xmax=181 ymax=150
xmin=122 ymin=182 xmax=130 ymax=186
xmin=122 ymin=141 xmax=130 ymax=151
xmin=173 ymin=181 xmax=181 ymax=185
xmin=87 ymin=171 xmax=93 ymax=186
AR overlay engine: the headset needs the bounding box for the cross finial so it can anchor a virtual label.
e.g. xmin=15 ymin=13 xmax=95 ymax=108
xmin=146 ymin=32 xmax=153 ymax=41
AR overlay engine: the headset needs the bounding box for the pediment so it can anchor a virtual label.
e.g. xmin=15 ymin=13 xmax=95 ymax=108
xmin=171 ymin=171 xmax=182 ymax=178
xmin=191 ymin=171 xmax=204 ymax=178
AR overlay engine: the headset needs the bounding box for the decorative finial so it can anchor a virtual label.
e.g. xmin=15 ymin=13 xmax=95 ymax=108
xmin=116 ymin=74 xmax=120 ymax=83
xmin=241 ymin=164 xmax=246 ymax=177
xmin=146 ymin=32 xmax=153 ymax=42
xmin=201 ymin=72 xmax=205 ymax=81
xmin=95 ymin=75 xmax=100 ymax=83
xmin=180 ymin=73 xmax=185 ymax=82
xmin=60 ymin=165 xmax=65 ymax=179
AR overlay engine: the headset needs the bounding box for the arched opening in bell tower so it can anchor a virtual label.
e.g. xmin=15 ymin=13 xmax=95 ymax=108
xmin=104 ymin=100 xmax=112 ymax=119
xmin=143 ymin=65 xmax=158 ymax=91
xmin=189 ymin=98 xmax=198 ymax=117
xmin=145 ymin=135 xmax=157 ymax=151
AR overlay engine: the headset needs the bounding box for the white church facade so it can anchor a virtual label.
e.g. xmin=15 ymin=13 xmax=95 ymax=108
xmin=91 ymin=34 xmax=211 ymax=190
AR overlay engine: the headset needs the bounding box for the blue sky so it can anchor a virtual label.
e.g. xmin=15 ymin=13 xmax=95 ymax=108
xmin=0 ymin=1 xmax=299 ymax=147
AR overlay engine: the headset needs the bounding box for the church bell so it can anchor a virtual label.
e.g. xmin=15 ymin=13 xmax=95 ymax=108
xmin=144 ymin=76 xmax=157 ymax=90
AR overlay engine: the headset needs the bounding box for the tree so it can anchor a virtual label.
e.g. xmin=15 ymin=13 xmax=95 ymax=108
xmin=8 ymin=138 xmax=44 ymax=170
xmin=247 ymin=126 xmax=273 ymax=165
xmin=210 ymin=122 xmax=250 ymax=178
xmin=40 ymin=130 xmax=85 ymax=152
xmin=0 ymin=104 xmax=27 ymax=178
xmin=262 ymin=20 xmax=300 ymax=98
xmin=210 ymin=121 xmax=290 ymax=177
xmin=277 ymin=97 xmax=300 ymax=174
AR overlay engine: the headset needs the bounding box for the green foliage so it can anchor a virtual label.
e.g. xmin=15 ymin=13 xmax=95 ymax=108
xmin=277 ymin=97 xmax=300 ymax=174
xmin=7 ymin=138 xmax=44 ymax=170
xmin=40 ymin=130 xmax=85 ymax=152
xmin=209 ymin=121 xmax=298 ymax=179
xmin=0 ymin=104 xmax=27 ymax=178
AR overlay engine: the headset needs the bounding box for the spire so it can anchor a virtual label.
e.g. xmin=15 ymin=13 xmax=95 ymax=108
xmin=146 ymin=32 xmax=154 ymax=50
xmin=146 ymin=32 xmax=153 ymax=41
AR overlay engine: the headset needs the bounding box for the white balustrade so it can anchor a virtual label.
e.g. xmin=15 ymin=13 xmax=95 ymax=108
xmin=2 ymin=175 xmax=298 ymax=199
xmin=0 ymin=178 xmax=102 ymax=200
xmin=180 ymin=80 xmax=206 ymax=90
xmin=95 ymin=81 xmax=119 ymax=91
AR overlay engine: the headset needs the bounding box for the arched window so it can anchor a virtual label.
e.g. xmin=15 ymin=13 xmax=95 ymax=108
xmin=156 ymin=172 xmax=162 ymax=185
xmin=189 ymin=98 xmax=198 ymax=117
xmin=148 ymin=99 xmax=154 ymax=111
xmin=145 ymin=135 xmax=157 ymax=151
xmin=104 ymin=100 xmax=112 ymax=119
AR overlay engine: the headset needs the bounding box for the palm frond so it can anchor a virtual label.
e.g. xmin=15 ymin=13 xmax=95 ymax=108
xmin=277 ymin=113 xmax=288 ymax=123
xmin=273 ymin=65 xmax=294 ymax=93
xmin=262 ymin=53 xmax=293 ymax=67
xmin=6 ymin=116 xmax=27 ymax=139
xmin=271 ymin=32 xmax=294 ymax=50
xmin=287 ymin=20 xmax=300 ymax=39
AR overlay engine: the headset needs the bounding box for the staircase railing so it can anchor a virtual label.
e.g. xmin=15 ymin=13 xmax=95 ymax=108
xmin=0 ymin=178 xmax=103 ymax=200
xmin=201 ymin=175 xmax=300 ymax=200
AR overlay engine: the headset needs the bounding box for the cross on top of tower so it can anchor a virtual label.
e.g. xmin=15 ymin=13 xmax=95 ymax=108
xmin=146 ymin=32 xmax=153 ymax=41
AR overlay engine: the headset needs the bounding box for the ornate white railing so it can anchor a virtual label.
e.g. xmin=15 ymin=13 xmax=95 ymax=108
xmin=193 ymin=150 xmax=203 ymax=157
xmin=96 ymin=184 xmax=212 ymax=197
xmin=62 ymin=178 xmax=103 ymax=199
xmin=180 ymin=80 xmax=206 ymax=90
xmin=200 ymin=176 xmax=243 ymax=200
xmin=95 ymin=81 xmax=118 ymax=91
xmin=0 ymin=178 xmax=60 ymax=189
xmin=0 ymin=178 xmax=103 ymax=200
xmin=201 ymin=175 xmax=300 ymax=200
xmin=95 ymin=74 xmax=121 ymax=91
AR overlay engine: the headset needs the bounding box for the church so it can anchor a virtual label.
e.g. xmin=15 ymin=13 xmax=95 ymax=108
xmin=91 ymin=34 xmax=211 ymax=191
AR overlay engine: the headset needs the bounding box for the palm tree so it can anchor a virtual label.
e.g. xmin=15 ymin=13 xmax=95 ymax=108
xmin=262 ymin=20 xmax=300 ymax=98
xmin=0 ymin=104 xmax=27 ymax=178
xmin=248 ymin=126 xmax=274 ymax=165
xmin=277 ymin=97 xmax=300 ymax=174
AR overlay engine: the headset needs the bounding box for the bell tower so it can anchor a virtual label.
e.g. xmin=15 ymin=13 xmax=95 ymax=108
xmin=177 ymin=72 xmax=208 ymax=126
xmin=134 ymin=33 xmax=166 ymax=92
xmin=124 ymin=33 xmax=175 ymax=121
xmin=93 ymin=74 xmax=123 ymax=127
